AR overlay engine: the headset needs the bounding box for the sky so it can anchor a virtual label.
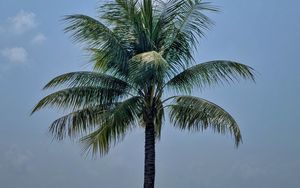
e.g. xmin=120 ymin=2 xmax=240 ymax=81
xmin=0 ymin=0 xmax=300 ymax=187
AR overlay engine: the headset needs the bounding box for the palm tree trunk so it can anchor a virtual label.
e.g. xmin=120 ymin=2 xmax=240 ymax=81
xmin=144 ymin=115 xmax=155 ymax=188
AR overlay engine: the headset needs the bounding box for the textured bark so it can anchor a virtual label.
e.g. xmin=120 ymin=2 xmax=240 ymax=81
xmin=143 ymin=113 xmax=155 ymax=188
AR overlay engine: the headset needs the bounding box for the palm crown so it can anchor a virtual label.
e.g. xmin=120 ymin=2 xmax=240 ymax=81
xmin=32 ymin=0 xmax=255 ymax=187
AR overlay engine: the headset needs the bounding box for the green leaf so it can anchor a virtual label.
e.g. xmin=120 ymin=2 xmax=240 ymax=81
xmin=49 ymin=103 xmax=117 ymax=140
xmin=152 ymin=0 xmax=185 ymax=46
xmin=100 ymin=0 xmax=152 ymax=52
xmin=80 ymin=96 xmax=143 ymax=156
xmin=31 ymin=87 xmax=127 ymax=114
xmin=141 ymin=0 xmax=154 ymax=35
xmin=166 ymin=60 xmax=255 ymax=94
xmin=64 ymin=14 xmax=124 ymax=48
xmin=43 ymin=71 xmax=129 ymax=91
xmin=169 ymin=95 xmax=242 ymax=146
xmin=161 ymin=0 xmax=217 ymax=69
xmin=63 ymin=14 xmax=129 ymax=73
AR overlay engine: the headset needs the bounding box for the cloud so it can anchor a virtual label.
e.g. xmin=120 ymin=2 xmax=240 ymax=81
xmin=1 ymin=47 xmax=28 ymax=63
xmin=9 ymin=10 xmax=37 ymax=34
xmin=31 ymin=33 xmax=46 ymax=45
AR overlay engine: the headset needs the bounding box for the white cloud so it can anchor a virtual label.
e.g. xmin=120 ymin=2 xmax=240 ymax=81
xmin=31 ymin=33 xmax=46 ymax=44
xmin=9 ymin=10 xmax=37 ymax=34
xmin=1 ymin=47 xmax=28 ymax=63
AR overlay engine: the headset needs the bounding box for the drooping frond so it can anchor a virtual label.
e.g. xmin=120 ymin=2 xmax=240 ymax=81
xmin=43 ymin=71 xmax=129 ymax=91
xmin=63 ymin=15 xmax=129 ymax=72
xmin=165 ymin=60 xmax=255 ymax=94
xmin=64 ymin=14 xmax=125 ymax=48
xmin=80 ymin=96 xmax=143 ymax=156
xmin=31 ymin=87 xmax=127 ymax=114
xmin=49 ymin=103 xmax=117 ymax=140
xmin=169 ymin=96 xmax=242 ymax=146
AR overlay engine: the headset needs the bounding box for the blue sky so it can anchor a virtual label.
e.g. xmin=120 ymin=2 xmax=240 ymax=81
xmin=0 ymin=0 xmax=300 ymax=187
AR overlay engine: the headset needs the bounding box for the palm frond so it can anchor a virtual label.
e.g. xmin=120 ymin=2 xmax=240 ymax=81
xmin=169 ymin=95 xmax=242 ymax=146
xmin=31 ymin=87 xmax=127 ymax=114
xmin=64 ymin=14 xmax=123 ymax=48
xmin=141 ymin=0 xmax=154 ymax=35
xmin=43 ymin=71 xmax=129 ymax=91
xmin=100 ymin=0 xmax=153 ymax=53
xmin=63 ymin=15 xmax=129 ymax=72
xmin=174 ymin=0 xmax=217 ymax=42
xmin=152 ymin=0 xmax=185 ymax=46
xmin=151 ymin=0 xmax=190 ymax=74
xmin=161 ymin=0 xmax=217 ymax=70
xmin=100 ymin=0 xmax=139 ymax=27
xmin=165 ymin=60 xmax=255 ymax=94
xmin=80 ymin=96 xmax=143 ymax=156
xmin=49 ymin=103 xmax=117 ymax=140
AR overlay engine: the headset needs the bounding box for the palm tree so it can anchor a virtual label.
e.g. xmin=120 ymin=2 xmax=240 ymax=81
xmin=32 ymin=0 xmax=255 ymax=187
